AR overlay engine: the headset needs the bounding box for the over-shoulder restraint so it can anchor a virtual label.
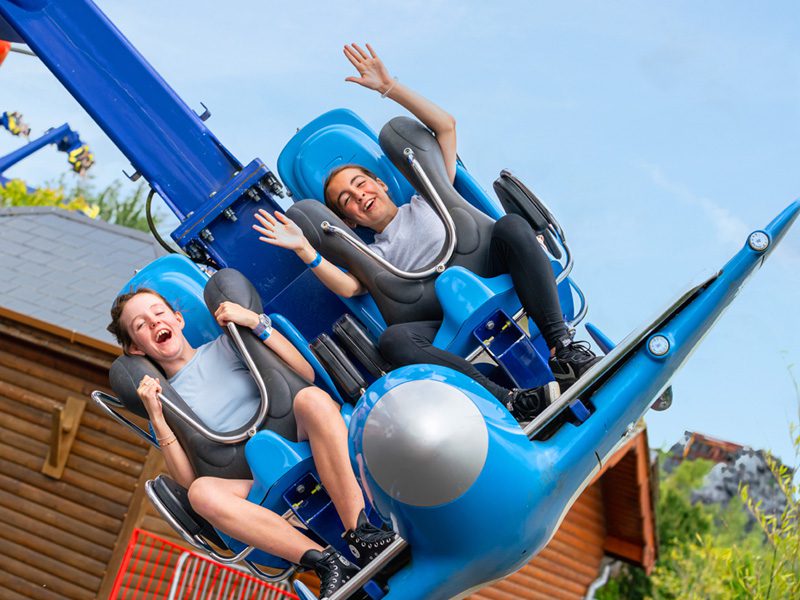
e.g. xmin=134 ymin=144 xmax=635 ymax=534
xmin=109 ymin=269 xmax=310 ymax=479
xmin=287 ymin=117 xmax=495 ymax=326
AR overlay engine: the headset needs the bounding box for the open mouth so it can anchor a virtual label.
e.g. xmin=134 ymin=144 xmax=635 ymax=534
xmin=364 ymin=199 xmax=375 ymax=212
xmin=155 ymin=329 xmax=172 ymax=344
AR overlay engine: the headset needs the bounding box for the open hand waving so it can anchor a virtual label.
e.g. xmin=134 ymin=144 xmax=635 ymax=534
xmin=253 ymin=209 xmax=307 ymax=252
xmin=343 ymin=43 xmax=393 ymax=94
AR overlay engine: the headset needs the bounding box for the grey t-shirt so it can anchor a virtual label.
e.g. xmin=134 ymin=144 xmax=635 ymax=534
xmin=369 ymin=195 xmax=446 ymax=271
xmin=168 ymin=335 xmax=259 ymax=432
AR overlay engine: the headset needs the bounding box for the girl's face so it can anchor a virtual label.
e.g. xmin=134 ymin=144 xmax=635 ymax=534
xmin=121 ymin=292 xmax=187 ymax=362
xmin=326 ymin=167 xmax=398 ymax=231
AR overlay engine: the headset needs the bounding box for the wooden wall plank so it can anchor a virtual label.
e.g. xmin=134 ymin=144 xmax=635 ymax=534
xmin=0 ymin=538 xmax=97 ymax=599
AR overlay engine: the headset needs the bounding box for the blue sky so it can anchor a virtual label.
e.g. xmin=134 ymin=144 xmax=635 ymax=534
xmin=2 ymin=1 xmax=799 ymax=462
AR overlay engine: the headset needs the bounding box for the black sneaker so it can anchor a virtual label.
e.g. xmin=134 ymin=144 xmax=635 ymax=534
xmin=343 ymin=510 xmax=397 ymax=568
xmin=300 ymin=547 xmax=359 ymax=600
xmin=505 ymin=381 xmax=560 ymax=422
xmin=549 ymin=337 xmax=601 ymax=390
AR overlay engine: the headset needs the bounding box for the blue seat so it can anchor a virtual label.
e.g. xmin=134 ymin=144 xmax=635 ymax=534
xmin=277 ymin=109 xmax=582 ymax=389
xmin=102 ymin=254 xmax=357 ymax=576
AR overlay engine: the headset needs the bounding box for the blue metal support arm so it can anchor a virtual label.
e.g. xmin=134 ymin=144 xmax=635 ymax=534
xmin=0 ymin=123 xmax=81 ymax=173
xmin=0 ymin=0 xmax=267 ymax=221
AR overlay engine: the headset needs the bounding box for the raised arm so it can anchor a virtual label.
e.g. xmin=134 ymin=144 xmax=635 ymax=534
xmin=253 ymin=209 xmax=366 ymax=298
xmin=137 ymin=375 xmax=196 ymax=488
xmin=344 ymin=43 xmax=457 ymax=183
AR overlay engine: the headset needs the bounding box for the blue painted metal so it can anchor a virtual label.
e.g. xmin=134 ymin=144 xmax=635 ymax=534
xmin=9 ymin=3 xmax=798 ymax=596
xmin=342 ymin=200 xmax=800 ymax=599
xmin=0 ymin=0 xmax=243 ymax=219
xmin=585 ymin=323 xmax=615 ymax=354
xmin=0 ymin=122 xmax=88 ymax=174
xmin=118 ymin=254 xmax=219 ymax=348
xmin=473 ymin=309 xmax=552 ymax=389
xmin=0 ymin=0 xmax=354 ymax=341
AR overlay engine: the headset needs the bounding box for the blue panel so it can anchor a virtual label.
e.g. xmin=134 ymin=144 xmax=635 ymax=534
xmin=278 ymin=108 xmax=416 ymax=205
xmin=118 ymin=254 xmax=218 ymax=348
xmin=432 ymin=267 xmax=521 ymax=355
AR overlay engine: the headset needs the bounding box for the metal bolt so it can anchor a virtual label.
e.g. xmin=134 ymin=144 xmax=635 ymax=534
xmin=247 ymin=188 xmax=260 ymax=201
xmin=296 ymin=484 xmax=306 ymax=494
xmin=223 ymin=208 xmax=237 ymax=222
xmin=486 ymin=320 xmax=495 ymax=330
xmin=200 ymin=229 xmax=215 ymax=243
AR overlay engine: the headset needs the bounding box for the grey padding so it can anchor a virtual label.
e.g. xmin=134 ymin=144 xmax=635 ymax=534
xmin=286 ymin=117 xmax=496 ymax=327
xmin=108 ymin=268 xmax=309 ymax=479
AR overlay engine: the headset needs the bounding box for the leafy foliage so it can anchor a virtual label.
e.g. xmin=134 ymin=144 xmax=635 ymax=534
xmin=0 ymin=177 xmax=157 ymax=232
xmin=598 ymin=374 xmax=800 ymax=600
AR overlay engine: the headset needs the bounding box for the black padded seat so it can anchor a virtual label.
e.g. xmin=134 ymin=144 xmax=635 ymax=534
xmin=286 ymin=116 xmax=496 ymax=327
xmin=109 ymin=269 xmax=310 ymax=479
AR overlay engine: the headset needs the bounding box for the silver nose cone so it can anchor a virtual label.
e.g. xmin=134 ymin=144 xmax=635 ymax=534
xmin=362 ymin=380 xmax=489 ymax=507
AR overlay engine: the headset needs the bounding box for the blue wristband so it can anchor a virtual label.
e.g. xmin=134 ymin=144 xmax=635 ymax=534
xmin=307 ymin=251 xmax=322 ymax=269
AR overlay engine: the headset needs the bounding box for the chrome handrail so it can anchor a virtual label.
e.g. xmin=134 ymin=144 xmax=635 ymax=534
xmin=226 ymin=323 xmax=270 ymax=436
xmin=321 ymin=148 xmax=458 ymax=280
xmin=90 ymin=390 xmax=158 ymax=447
xmin=148 ymin=324 xmax=268 ymax=445
xmin=145 ymin=479 xmax=295 ymax=583
xmin=553 ymin=223 xmax=574 ymax=285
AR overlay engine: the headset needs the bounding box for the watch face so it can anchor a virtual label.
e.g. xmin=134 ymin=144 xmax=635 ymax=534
xmin=259 ymin=314 xmax=271 ymax=328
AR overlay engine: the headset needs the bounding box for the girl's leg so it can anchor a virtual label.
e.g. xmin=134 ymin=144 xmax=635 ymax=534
xmin=187 ymin=477 xmax=322 ymax=564
xmin=378 ymin=320 xmax=510 ymax=400
xmin=294 ymin=387 xmax=365 ymax=531
xmin=487 ymin=214 xmax=569 ymax=349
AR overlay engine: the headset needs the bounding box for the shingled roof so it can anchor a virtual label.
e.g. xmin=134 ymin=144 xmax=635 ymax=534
xmin=0 ymin=206 xmax=163 ymax=344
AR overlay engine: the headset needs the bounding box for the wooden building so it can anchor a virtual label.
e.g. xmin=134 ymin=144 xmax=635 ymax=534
xmin=0 ymin=206 xmax=657 ymax=599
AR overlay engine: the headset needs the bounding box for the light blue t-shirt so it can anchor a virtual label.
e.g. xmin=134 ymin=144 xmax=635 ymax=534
xmin=369 ymin=195 xmax=446 ymax=271
xmin=168 ymin=335 xmax=260 ymax=432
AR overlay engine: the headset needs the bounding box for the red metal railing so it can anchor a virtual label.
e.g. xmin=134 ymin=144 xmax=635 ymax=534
xmin=109 ymin=528 xmax=299 ymax=599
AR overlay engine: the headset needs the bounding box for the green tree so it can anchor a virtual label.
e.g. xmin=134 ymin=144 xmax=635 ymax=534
xmin=1 ymin=177 xmax=158 ymax=232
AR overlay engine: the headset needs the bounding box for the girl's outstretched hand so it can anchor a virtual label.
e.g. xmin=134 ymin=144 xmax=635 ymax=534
xmin=253 ymin=209 xmax=307 ymax=252
xmin=343 ymin=43 xmax=392 ymax=93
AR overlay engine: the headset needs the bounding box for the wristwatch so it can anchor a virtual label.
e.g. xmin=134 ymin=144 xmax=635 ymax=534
xmin=252 ymin=313 xmax=272 ymax=341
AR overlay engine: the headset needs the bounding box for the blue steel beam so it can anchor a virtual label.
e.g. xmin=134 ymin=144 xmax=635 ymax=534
xmin=0 ymin=0 xmax=253 ymax=220
xmin=0 ymin=123 xmax=85 ymax=173
xmin=0 ymin=0 xmax=348 ymax=339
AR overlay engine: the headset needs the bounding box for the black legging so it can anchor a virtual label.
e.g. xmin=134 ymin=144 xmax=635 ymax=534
xmin=379 ymin=214 xmax=568 ymax=400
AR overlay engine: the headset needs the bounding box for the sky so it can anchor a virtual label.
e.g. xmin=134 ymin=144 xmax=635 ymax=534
xmin=2 ymin=1 xmax=799 ymax=463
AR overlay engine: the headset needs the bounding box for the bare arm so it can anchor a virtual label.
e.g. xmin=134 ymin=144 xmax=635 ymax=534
xmin=344 ymin=43 xmax=457 ymax=183
xmin=137 ymin=375 xmax=196 ymax=489
xmin=253 ymin=209 xmax=366 ymax=298
xmin=214 ymin=301 xmax=316 ymax=382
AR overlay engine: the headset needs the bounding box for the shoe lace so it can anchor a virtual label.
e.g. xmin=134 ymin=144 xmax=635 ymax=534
xmin=512 ymin=388 xmax=544 ymax=418
xmin=355 ymin=522 xmax=396 ymax=545
xmin=560 ymin=339 xmax=594 ymax=361
xmin=317 ymin=552 xmax=348 ymax=595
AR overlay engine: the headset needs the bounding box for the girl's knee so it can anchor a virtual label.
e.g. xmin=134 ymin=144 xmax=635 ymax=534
xmin=294 ymin=386 xmax=338 ymax=419
xmin=379 ymin=325 xmax=415 ymax=365
xmin=494 ymin=213 xmax=531 ymax=240
xmin=188 ymin=477 xmax=221 ymax=519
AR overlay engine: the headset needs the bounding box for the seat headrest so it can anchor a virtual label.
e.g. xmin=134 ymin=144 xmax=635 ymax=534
xmin=109 ymin=355 xmax=173 ymax=420
xmin=277 ymin=108 xmax=416 ymax=206
xmin=203 ymin=268 xmax=264 ymax=315
xmin=118 ymin=254 xmax=218 ymax=348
